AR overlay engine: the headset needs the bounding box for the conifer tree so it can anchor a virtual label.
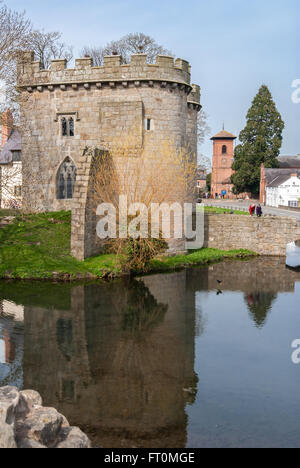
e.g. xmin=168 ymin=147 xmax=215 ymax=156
xmin=231 ymin=85 xmax=284 ymax=195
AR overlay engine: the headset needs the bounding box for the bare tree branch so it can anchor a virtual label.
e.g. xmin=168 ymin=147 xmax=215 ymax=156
xmin=0 ymin=2 xmax=73 ymax=119
xmin=198 ymin=154 xmax=211 ymax=172
xmin=0 ymin=1 xmax=32 ymax=118
xmin=197 ymin=108 xmax=211 ymax=146
xmin=82 ymin=32 xmax=173 ymax=65
xmin=27 ymin=30 xmax=73 ymax=69
xmin=0 ymin=162 xmax=22 ymax=209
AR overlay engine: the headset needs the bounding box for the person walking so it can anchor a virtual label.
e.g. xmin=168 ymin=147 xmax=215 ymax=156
xmin=256 ymin=204 xmax=262 ymax=217
xmin=249 ymin=204 xmax=256 ymax=216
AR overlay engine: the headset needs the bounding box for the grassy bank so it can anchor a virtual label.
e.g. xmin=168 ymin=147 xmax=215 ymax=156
xmin=204 ymin=206 xmax=249 ymax=215
xmin=149 ymin=248 xmax=256 ymax=272
xmin=0 ymin=211 xmax=257 ymax=280
xmin=0 ymin=209 xmax=21 ymax=217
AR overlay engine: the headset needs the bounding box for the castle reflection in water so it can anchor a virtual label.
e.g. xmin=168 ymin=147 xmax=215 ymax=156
xmin=0 ymin=257 xmax=299 ymax=448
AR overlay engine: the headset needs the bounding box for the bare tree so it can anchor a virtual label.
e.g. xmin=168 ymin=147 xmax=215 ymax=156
xmin=0 ymin=1 xmax=32 ymax=117
xmin=197 ymin=108 xmax=211 ymax=146
xmin=81 ymin=46 xmax=104 ymax=67
xmin=197 ymin=109 xmax=211 ymax=170
xmin=27 ymin=30 xmax=73 ymax=69
xmin=0 ymin=2 xmax=73 ymax=117
xmin=0 ymin=162 xmax=22 ymax=209
xmin=0 ymin=2 xmax=31 ymax=77
xmin=82 ymin=32 xmax=172 ymax=65
xmin=198 ymin=154 xmax=211 ymax=172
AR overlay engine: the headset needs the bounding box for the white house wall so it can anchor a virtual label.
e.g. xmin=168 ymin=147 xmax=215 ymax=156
xmin=266 ymin=176 xmax=300 ymax=207
xmin=0 ymin=162 xmax=22 ymax=209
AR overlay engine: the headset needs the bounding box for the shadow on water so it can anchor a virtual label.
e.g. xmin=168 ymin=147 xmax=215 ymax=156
xmin=0 ymin=256 xmax=300 ymax=447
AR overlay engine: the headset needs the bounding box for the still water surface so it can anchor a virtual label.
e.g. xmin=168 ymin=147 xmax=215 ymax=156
xmin=286 ymin=241 xmax=300 ymax=269
xmin=1 ymin=257 xmax=300 ymax=448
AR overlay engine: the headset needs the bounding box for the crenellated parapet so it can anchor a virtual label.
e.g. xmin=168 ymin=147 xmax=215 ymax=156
xmin=187 ymin=84 xmax=201 ymax=111
xmin=17 ymin=52 xmax=193 ymax=93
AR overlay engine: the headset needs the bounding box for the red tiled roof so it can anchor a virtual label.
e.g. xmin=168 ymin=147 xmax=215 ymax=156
xmin=211 ymin=130 xmax=237 ymax=140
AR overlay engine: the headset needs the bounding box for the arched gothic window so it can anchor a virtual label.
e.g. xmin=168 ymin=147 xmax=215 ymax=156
xmin=222 ymin=145 xmax=227 ymax=154
xmin=57 ymin=157 xmax=77 ymax=200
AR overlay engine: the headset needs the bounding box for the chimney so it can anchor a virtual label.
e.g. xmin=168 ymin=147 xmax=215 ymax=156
xmin=1 ymin=109 xmax=13 ymax=148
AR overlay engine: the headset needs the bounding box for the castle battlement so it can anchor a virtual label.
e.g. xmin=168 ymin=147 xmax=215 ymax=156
xmin=17 ymin=52 xmax=201 ymax=103
xmin=188 ymin=84 xmax=201 ymax=107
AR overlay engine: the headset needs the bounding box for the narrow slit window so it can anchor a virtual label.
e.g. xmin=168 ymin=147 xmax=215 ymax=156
xmin=145 ymin=119 xmax=153 ymax=131
xmin=222 ymin=145 xmax=227 ymax=154
xmin=62 ymin=117 xmax=68 ymax=136
xmin=69 ymin=117 xmax=74 ymax=137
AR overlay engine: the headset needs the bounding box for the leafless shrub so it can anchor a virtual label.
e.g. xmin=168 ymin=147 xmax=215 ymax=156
xmin=92 ymin=128 xmax=197 ymax=272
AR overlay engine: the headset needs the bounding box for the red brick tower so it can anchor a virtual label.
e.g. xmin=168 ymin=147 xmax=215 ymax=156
xmin=210 ymin=129 xmax=237 ymax=199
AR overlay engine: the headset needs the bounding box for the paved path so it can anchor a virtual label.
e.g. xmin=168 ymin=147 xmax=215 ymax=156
xmin=203 ymin=200 xmax=300 ymax=221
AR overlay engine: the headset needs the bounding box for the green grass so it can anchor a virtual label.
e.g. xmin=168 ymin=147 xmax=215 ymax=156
xmin=203 ymin=206 xmax=249 ymax=216
xmin=0 ymin=210 xmax=257 ymax=280
xmin=0 ymin=209 xmax=21 ymax=217
xmin=0 ymin=210 xmax=123 ymax=279
xmin=0 ymin=211 xmax=86 ymax=279
xmin=150 ymin=248 xmax=257 ymax=272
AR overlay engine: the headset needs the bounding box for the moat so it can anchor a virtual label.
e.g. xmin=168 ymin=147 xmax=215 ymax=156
xmin=1 ymin=257 xmax=300 ymax=448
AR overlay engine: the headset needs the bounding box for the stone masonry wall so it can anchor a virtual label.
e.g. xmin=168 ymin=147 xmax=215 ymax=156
xmin=17 ymin=52 xmax=201 ymax=259
xmin=205 ymin=213 xmax=300 ymax=255
xmin=18 ymin=54 xmax=192 ymax=89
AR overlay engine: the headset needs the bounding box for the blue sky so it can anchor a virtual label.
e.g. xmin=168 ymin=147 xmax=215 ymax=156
xmin=7 ymin=0 xmax=300 ymax=160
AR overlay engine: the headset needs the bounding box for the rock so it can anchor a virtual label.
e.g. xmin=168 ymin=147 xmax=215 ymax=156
xmin=0 ymin=386 xmax=19 ymax=424
xmin=0 ymin=216 xmax=15 ymax=226
xmin=0 ymin=386 xmax=91 ymax=448
xmin=85 ymin=272 xmax=97 ymax=280
xmin=75 ymin=273 xmax=85 ymax=280
xmin=18 ymin=438 xmax=46 ymax=449
xmin=20 ymin=390 xmax=43 ymax=408
xmin=15 ymin=390 xmax=43 ymax=418
xmin=0 ymin=422 xmax=17 ymax=449
xmin=55 ymin=427 xmax=91 ymax=449
xmin=61 ymin=414 xmax=70 ymax=428
xmin=15 ymin=407 xmax=63 ymax=447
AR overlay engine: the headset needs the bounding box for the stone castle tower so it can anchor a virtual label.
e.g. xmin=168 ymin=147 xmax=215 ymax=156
xmin=210 ymin=129 xmax=237 ymax=199
xmin=17 ymin=51 xmax=201 ymax=259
